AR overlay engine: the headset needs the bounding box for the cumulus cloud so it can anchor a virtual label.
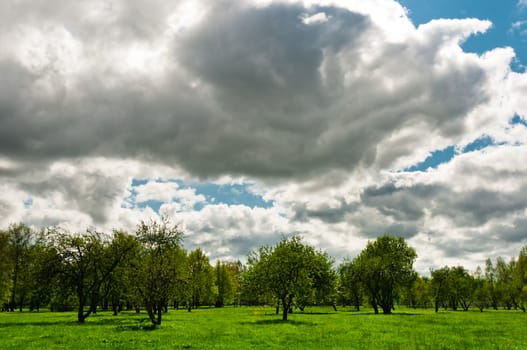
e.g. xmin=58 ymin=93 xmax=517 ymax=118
xmin=0 ymin=0 xmax=515 ymax=179
xmin=0 ymin=0 xmax=527 ymax=272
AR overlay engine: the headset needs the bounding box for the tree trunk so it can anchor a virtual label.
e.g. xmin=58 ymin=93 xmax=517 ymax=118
xmin=381 ymin=304 xmax=392 ymax=314
xmin=281 ymin=298 xmax=289 ymax=321
xmin=77 ymin=303 xmax=85 ymax=323
xmin=146 ymin=303 xmax=158 ymax=326
xmin=157 ymin=303 xmax=163 ymax=325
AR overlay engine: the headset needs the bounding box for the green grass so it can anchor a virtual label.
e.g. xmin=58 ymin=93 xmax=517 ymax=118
xmin=0 ymin=306 xmax=526 ymax=349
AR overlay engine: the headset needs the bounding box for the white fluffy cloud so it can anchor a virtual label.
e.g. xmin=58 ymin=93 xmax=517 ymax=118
xmin=0 ymin=0 xmax=526 ymax=272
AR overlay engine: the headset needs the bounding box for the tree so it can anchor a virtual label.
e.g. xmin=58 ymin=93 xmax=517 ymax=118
xmin=473 ymin=266 xmax=490 ymax=312
xmin=6 ymin=223 xmax=34 ymax=312
xmin=134 ymin=219 xmax=185 ymax=326
xmin=224 ymin=261 xmax=244 ymax=306
xmin=26 ymin=231 xmax=62 ymax=312
xmin=214 ymin=260 xmax=234 ymax=307
xmin=513 ymin=246 xmax=527 ymax=312
xmin=339 ymin=258 xmax=364 ymax=310
xmin=431 ymin=266 xmax=451 ymax=312
xmin=355 ymin=235 xmax=417 ymax=314
xmin=495 ymin=257 xmax=516 ymax=309
xmin=54 ymin=229 xmax=135 ymax=323
xmin=305 ymin=250 xmax=337 ymax=311
xmin=186 ymin=248 xmax=214 ymax=310
xmin=245 ymin=235 xmax=334 ymax=321
xmin=99 ymin=231 xmax=140 ymax=315
xmin=403 ymin=276 xmax=432 ymax=309
xmin=448 ymin=266 xmax=475 ymax=311
xmin=484 ymin=258 xmax=499 ymax=310
xmin=0 ymin=230 xmax=10 ymax=308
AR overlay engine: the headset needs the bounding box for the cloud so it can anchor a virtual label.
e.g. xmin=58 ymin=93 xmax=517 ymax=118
xmin=0 ymin=0 xmax=527 ymax=274
xmin=0 ymin=0 xmax=511 ymax=180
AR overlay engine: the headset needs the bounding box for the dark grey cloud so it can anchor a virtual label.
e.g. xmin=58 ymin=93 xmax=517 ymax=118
xmin=361 ymin=183 xmax=436 ymax=221
xmin=292 ymin=198 xmax=358 ymax=223
xmin=18 ymin=167 xmax=127 ymax=224
xmin=0 ymin=0 xmax=495 ymax=181
xmin=361 ymin=181 xmax=527 ymax=227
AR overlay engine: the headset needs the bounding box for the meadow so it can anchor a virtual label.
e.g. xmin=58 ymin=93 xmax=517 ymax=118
xmin=0 ymin=306 xmax=525 ymax=349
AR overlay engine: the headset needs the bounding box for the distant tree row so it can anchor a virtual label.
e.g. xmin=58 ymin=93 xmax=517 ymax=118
xmin=1 ymin=221 xmax=526 ymax=325
xmin=0 ymin=221 xmax=242 ymax=326
xmin=338 ymin=246 xmax=527 ymax=314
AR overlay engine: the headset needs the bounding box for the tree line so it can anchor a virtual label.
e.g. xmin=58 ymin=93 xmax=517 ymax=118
xmin=1 ymin=221 xmax=526 ymax=325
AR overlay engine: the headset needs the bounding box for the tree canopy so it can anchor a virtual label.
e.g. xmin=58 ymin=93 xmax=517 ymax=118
xmin=245 ymin=235 xmax=335 ymax=320
xmin=355 ymin=234 xmax=417 ymax=314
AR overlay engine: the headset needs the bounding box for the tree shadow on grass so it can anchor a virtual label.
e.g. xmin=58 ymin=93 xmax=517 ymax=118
xmin=0 ymin=314 xmax=159 ymax=332
xmin=0 ymin=320 xmax=79 ymax=328
xmin=297 ymin=311 xmax=335 ymax=315
xmin=240 ymin=319 xmax=316 ymax=326
xmin=341 ymin=312 xmax=423 ymax=316
xmin=93 ymin=317 xmax=156 ymax=332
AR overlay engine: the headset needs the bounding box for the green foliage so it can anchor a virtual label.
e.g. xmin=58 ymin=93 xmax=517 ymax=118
xmin=355 ymin=234 xmax=417 ymax=314
xmin=245 ymin=235 xmax=336 ymax=320
xmin=402 ymin=276 xmax=432 ymax=309
xmin=52 ymin=229 xmax=136 ymax=323
xmin=0 ymin=230 xmax=11 ymax=304
xmin=338 ymin=258 xmax=364 ymax=310
xmin=513 ymin=246 xmax=527 ymax=311
xmin=5 ymin=223 xmax=34 ymax=312
xmin=134 ymin=219 xmax=186 ymax=326
xmin=214 ymin=260 xmax=234 ymax=307
xmin=2 ymin=219 xmax=527 ymax=326
xmin=186 ymin=248 xmax=214 ymax=310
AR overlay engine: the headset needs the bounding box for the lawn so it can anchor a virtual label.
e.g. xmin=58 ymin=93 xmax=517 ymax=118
xmin=0 ymin=306 xmax=525 ymax=349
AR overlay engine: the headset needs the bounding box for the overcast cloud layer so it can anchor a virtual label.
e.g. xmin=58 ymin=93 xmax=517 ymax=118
xmin=1 ymin=0 xmax=526 ymax=273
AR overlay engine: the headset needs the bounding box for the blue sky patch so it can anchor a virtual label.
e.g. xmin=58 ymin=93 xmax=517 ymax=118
xmin=399 ymin=0 xmax=527 ymax=72
xmin=512 ymin=114 xmax=527 ymax=126
xmin=405 ymin=135 xmax=498 ymax=172
xmin=462 ymin=135 xmax=495 ymax=152
xmin=405 ymin=146 xmax=456 ymax=172
xmin=125 ymin=179 xmax=273 ymax=213
xmin=191 ymin=182 xmax=273 ymax=209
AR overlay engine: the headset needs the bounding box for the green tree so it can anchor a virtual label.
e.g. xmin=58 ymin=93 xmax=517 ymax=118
xmin=26 ymin=231 xmax=62 ymax=312
xmin=403 ymin=276 xmax=432 ymax=309
xmin=54 ymin=229 xmax=135 ymax=323
xmin=431 ymin=266 xmax=451 ymax=312
xmin=0 ymin=230 xmax=11 ymax=308
xmin=245 ymin=235 xmax=334 ymax=320
xmin=355 ymin=235 xmax=417 ymax=314
xmin=484 ymin=258 xmax=499 ymax=310
xmin=99 ymin=231 xmax=140 ymax=315
xmin=6 ymin=223 xmax=34 ymax=312
xmin=513 ymin=246 xmax=527 ymax=312
xmin=473 ymin=266 xmax=490 ymax=312
xmin=338 ymin=259 xmax=364 ymax=310
xmin=495 ymin=257 xmax=516 ymax=309
xmin=448 ymin=266 xmax=475 ymax=311
xmin=214 ymin=260 xmax=234 ymax=307
xmin=187 ymin=248 xmax=214 ymax=310
xmin=307 ymin=250 xmax=337 ymax=310
xmin=225 ymin=261 xmax=244 ymax=306
xmin=134 ymin=219 xmax=185 ymax=326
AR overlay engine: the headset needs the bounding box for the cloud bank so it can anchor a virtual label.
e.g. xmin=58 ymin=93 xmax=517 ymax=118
xmin=1 ymin=0 xmax=526 ymax=273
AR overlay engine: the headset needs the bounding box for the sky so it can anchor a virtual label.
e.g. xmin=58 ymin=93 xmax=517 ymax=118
xmin=1 ymin=0 xmax=527 ymax=274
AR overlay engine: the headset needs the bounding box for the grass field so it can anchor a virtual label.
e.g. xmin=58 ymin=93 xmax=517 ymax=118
xmin=0 ymin=306 xmax=526 ymax=349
